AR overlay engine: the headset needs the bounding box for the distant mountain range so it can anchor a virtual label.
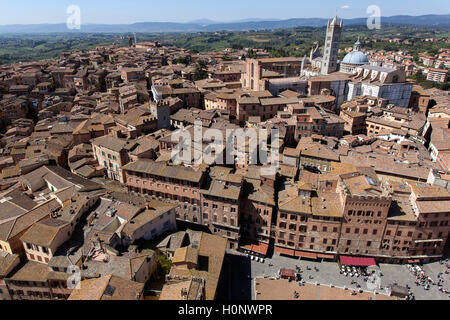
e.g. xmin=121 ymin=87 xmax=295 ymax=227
xmin=0 ymin=14 xmax=449 ymax=34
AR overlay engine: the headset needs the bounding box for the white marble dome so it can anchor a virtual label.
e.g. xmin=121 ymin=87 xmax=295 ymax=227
xmin=342 ymin=50 xmax=369 ymax=65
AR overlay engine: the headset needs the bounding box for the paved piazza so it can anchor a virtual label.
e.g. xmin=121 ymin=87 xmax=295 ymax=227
xmin=228 ymin=251 xmax=450 ymax=300
xmin=255 ymin=278 xmax=397 ymax=300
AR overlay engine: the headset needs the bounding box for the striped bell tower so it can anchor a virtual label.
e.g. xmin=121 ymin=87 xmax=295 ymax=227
xmin=321 ymin=16 xmax=343 ymax=75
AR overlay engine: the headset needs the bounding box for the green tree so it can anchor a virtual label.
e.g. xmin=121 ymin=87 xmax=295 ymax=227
xmin=193 ymin=59 xmax=208 ymax=81
xmin=157 ymin=254 xmax=173 ymax=276
xmin=247 ymin=49 xmax=257 ymax=59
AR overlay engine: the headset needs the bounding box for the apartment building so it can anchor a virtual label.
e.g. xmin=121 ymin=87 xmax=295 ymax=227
xmin=336 ymin=172 xmax=392 ymax=256
xmin=273 ymin=164 xmax=450 ymax=263
xmin=5 ymin=261 xmax=73 ymax=300
xmin=200 ymin=167 xmax=243 ymax=249
xmin=241 ymin=166 xmax=276 ymax=246
xmin=0 ymin=199 xmax=61 ymax=257
xmin=121 ymin=201 xmax=178 ymax=246
xmin=0 ymin=252 xmax=20 ymax=300
xmin=20 ymin=194 xmax=99 ymax=264
xmin=162 ymin=231 xmax=227 ymax=300
xmin=426 ymin=68 xmax=448 ymax=83
xmin=123 ymin=159 xmax=207 ymax=224
xmin=297 ymin=137 xmax=340 ymax=173
xmin=92 ymin=135 xmax=138 ymax=183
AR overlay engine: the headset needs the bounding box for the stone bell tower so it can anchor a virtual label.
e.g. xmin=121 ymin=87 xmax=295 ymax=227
xmin=321 ymin=16 xmax=343 ymax=75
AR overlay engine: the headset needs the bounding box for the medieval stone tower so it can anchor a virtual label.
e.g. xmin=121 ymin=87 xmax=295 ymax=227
xmin=321 ymin=16 xmax=343 ymax=75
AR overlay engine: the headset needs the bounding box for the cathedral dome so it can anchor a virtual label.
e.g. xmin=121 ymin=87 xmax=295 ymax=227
xmin=342 ymin=50 xmax=369 ymax=65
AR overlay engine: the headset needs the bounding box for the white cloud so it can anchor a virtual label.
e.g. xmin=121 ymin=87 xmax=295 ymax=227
xmin=341 ymin=5 xmax=350 ymax=9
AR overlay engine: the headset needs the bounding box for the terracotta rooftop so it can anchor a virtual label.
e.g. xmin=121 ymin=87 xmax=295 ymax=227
xmin=122 ymin=159 xmax=206 ymax=183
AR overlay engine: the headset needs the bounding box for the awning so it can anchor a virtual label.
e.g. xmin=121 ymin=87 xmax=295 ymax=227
xmin=241 ymin=242 xmax=269 ymax=256
xmin=295 ymin=251 xmax=318 ymax=259
xmin=318 ymin=253 xmax=335 ymax=260
xmin=280 ymin=268 xmax=296 ymax=279
xmin=340 ymin=256 xmax=376 ymax=267
xmin=275 ymin=246 xmax=295 ymax=257
xmin=280 ymin=268 xmax=296 ymax=277
xmin=408 ymin=259 xmax=420 ymax=263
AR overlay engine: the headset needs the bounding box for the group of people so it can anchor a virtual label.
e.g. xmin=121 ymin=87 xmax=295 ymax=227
xmin=340 ymin=265 xmax=369 ymax=278
xmin=405 ymin=291 xmax=416 ymax=300
xmin=296 ymin=265 xmax=319 ymax=281
xmin=436 ymin=272 xmax=449 ymax=294
xmin=411 ymin=268 xmax=435 ymax=290
xmin=409 ymin=261 xmax=449 ymax=296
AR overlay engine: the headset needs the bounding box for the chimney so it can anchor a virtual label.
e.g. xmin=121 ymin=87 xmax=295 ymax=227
xmin=181 ymin=288 xmax=188 ymax=299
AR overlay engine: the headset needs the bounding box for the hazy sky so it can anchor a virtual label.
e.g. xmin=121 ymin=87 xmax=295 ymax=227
xmin=1 ymin=0 xmax=449 ymax=25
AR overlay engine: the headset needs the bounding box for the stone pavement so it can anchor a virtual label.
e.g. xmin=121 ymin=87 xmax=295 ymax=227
xmin=228 ymin=250 xmax=450 ymax=300
xmin=255 ymin=278 xmax=397 ymax=300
